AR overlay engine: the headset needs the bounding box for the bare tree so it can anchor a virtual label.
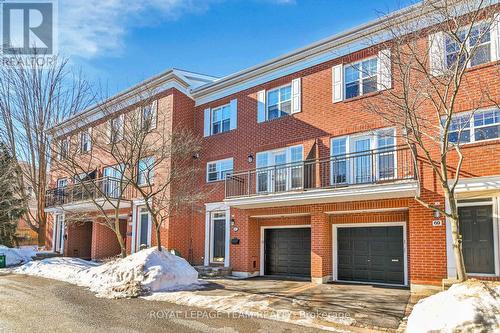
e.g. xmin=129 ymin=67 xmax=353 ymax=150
xmin=53 ymin=86 xmax=205 ymax=256
xmin=0 ymin=54 xmax=92 ymax=247
xmin=364 ymin=0 xmax=499 ymax=281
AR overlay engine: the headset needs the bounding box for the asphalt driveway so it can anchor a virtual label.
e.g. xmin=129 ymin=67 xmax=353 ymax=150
xmin=0 ymin=273 xmax=332 ymax=333
xmin=201 ymin=277 xmax=413 ymax=331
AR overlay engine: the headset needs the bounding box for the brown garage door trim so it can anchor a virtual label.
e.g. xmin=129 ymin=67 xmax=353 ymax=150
xmin=333 ymin=222 xmax=408 ymax=286
xmin=260 ymin=225 xmax=311 ymax=277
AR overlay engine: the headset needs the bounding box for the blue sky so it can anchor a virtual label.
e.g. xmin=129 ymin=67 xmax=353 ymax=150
xmin=60 ymin=0 xmax=415 ymax=94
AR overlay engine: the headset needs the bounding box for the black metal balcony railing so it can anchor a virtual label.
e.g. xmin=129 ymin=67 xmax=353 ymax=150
xmin=45 ymin=177 xmax=134 ymax=208
xmin=225 ymin=145 xmax=416 ymax=199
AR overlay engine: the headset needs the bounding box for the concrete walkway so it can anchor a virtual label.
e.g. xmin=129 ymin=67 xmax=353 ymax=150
xmin=201 ymin=277 xmax=413 ymax=331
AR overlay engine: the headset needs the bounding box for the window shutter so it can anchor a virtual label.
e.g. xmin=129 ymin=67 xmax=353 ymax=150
xmin=151 ymin=100 xmax=158 ymax=130
xmin=203 ymin=108 xmax=211 ymax=137
xmin=291 ymin=78 xmax=302 ymax=114
xmin=332 ymin=64 xmax=344 ymax=103
xmin=377 ymin=49 xmax=392 ymax=90
xmin=491 ymin=13 xmax=500 ymax=62
xmin=257 ymin=90 xmax=266 ymax=123
xmin=117 ymin=115 xmax=124 ymax=141
xmin=429 ymin=31 xmax=445 ymax=76
xmin=229 ymin=99 xmax=238 ymax=130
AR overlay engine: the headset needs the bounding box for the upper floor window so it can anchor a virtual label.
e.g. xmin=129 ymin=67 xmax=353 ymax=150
xmin=267 ymin=85 xmax=291 ymax=120
xmin=141 ymin=101 xmax=157 ymax=131
xmin=203 ymin=100 xmax=237 ymax=137
xmin=108 ymin=115 xmax=124 ymax=143
xmin=448 ymin=108 xmax=500 ymax=144
xmin=445 ymin=23 xmax=492 ymax=70
xmin=59 ymin=137 xmax=69 ymax=160
xmin=207 ymin=158 xmax=233 ymax=182
xmin=256 ymin=145 xmax=303 ymax=193
xmin=344 ymin=58 xmax=378 ymax=99
xmin=56 ymin=178 xmax=68 ymax=189
xmin=80 ymin=129 xmax=91 ymax=153
xmin=137 ymin=157 xmax=155 ymax=186
xmin=212 ymin=104 xmax=231 ymax=135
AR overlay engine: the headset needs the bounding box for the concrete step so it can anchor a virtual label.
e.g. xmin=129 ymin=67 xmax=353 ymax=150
xmin=194 ymin=266 xmax=232 ymax=278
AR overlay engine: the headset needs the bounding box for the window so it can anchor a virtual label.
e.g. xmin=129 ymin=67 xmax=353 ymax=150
xmin=137 ymin=157 xmax=155 ymax=186
xmin=109 ymin=115 xmax=124 ymax=143
xmin=59 ymin=138 xmax=69 ymax=160
xmin=80 ymin=130 xmax=91 ymax=153
xmin=344 ymin=58 xmax=378 ymax=99
xmin=207 ymin=158 xmax=233 ymax=182
xmin=141 ymin=102 xmax=157 ymax=131
xmin=57 ymin=178 xmax=68 ymax=188
xmin=267 ymin=85 xmax=291 ymax=120
xmin=211 ymin=104 xmax=231 ymax=135
xmin=445 ymin=23 xmax=491 ymax=70
xmin=448 ymin=109 xmax=500 ymax=144
xmin=331 ymin=137 xmax=347 ymax=184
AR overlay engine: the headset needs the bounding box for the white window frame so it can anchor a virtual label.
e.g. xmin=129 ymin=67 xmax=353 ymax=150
xmin=80 ymin=129 xmax=92 ymax=153
xmin=109 ymin=115 xmax=124 ymax=143
xmin=141 ymin=101 xmax=157 ymax=131
xmin=57 ymin=178 xmax=68 ymax=188
xmin=266 ymin=84 xmax=292 ymax=121
xmin=59 ymin=137 xmax=70 ymax=160
xmin=445 ymin=108 xmax=500 ymax=145
xmin=344 ymin=56 xmax=379 ymax=100
xmin=206 ymin=158 xmax=234 ymax=183
xmin=136 ymin=206 xmax=152 ymax=251
xmin=255 ymin=145 xmax=304 ymax=193
xmin=137 ymin=156 xmax=155 ymax=186
xmin=330 ymin=128 xmax=397 ymax=185
xmin=444 ymin=22 xmax=493 ymax=70
xmin=211 ymin=103 xmax=231 ymax=135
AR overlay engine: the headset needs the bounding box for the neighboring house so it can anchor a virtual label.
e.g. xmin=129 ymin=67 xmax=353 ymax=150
xmin=45 ymin=4 xmax=500 ymax=293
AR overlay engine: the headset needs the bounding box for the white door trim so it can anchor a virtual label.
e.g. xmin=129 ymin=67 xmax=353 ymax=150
xmin=447 ymin=198 xmax=500 ymax=277
xmin=259 ymin=224 xmax=311 ymax=276
xmin=53 ymin=213 xmax=65 ymax=254
xmin=135 ymin=206 xmax=152 ymax=251
xmin=204 ymin=202 xmax=230 ymax=267
xmin=332 ymin=222 xmax=408 ymax=286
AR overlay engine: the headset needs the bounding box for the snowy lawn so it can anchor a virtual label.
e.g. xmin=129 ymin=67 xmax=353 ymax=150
xmin=14 ymin=247 xmax=202 ymax=298
xmin=407 ymin=280 xmax=500 ymax=333
xmin=0 ymin=245 xmax=37 ymax=267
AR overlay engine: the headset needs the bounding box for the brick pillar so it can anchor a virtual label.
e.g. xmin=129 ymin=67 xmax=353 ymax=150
xmin=311 ymin=206 xmax=332 ymax=283
xmin=230 ymin=209 xmax=259 ymax=277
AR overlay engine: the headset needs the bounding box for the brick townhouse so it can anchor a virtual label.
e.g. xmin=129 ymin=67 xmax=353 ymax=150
xmin=45 ymin=3 xmax=500 ymax=292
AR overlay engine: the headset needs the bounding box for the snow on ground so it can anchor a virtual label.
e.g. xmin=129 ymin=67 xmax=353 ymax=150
xmin=407 ymin=280 xmax=500 ymax=333
xmin=14 ymin=247 xmax=202 ymax=298
xmin=0 ymin=245 xmax=37 ymax=267
xmin=145 ymin=289 xmax=354 ymax=332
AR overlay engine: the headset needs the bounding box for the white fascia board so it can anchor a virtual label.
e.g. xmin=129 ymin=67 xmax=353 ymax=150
xmin=450 ymin=175 xmax=500 ymax=193
xmin=224 ymin=181 xmax=418 ymax=209
xmin=49 ymin=73 xmax=192 ymax=138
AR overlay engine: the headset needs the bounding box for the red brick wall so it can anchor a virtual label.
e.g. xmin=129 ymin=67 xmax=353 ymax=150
xmin=64 ymin=223 xmax=92 ymax=259
xmin=91 ymin=219 xmax=127 ymax=259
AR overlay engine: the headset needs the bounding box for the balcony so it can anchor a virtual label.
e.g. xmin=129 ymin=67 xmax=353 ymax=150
xmin=224 ymin=145 xmax=418 ymax=208
xmin=45 ymin=177 xmax=134 ymax=212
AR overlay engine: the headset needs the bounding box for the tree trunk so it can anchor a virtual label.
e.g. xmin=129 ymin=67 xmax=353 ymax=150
xmin=113 ymin=218 xmax=126 ymax=258
xmin=36 ymin=188 xmax=46 ymax=247
xmin=448 ymin=194 xmax=467 ymax=282
xmin=156 ymin=224 xmax=162 ymax=252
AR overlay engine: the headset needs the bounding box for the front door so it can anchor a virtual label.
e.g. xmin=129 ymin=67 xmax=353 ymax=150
xmin=210 ymin=212 xmax=226 ymax=263
xmin=459 ymin=205 xmax=495 ymax=274
xmin=137 ymin=208 xmax=151 ymax=250
xmin=54 ymin=214 xmax=65 ymax=253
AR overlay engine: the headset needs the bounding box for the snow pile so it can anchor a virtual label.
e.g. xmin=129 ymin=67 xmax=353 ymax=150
xmin=15 ymin=247 xmax=201 ymax=298
xmin=0 ymin=245 xmax=36 ymax=267
xmin=407 ymin=281 xmax=500 ymax=333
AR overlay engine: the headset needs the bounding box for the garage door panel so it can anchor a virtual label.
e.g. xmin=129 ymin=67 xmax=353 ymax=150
xmin=265 ymin=228 xmax=311 ymax=277
xmin=337 ymin=226 xmax=405 ymax=285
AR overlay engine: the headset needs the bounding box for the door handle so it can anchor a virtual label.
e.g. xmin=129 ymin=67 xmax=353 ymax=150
xmin=391 ymin=259 xmax=399 ymax=262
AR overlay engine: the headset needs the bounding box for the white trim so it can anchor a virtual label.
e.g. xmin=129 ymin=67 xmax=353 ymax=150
xmin=53 ymin=213 xmax=65 ymax=254
xmin=250 ymin=213 xmax=310 ymax=219
xmin=326 ymin=207 xmax=408 ymax=215
xmin=204 ymin=202 xmax=231 ymax=267
xmin=332 ymin=222 xmax=408 ymax=286
xmin=135 ymin=205 xmax=152 ymax=251
xmin=450 ymin=175 xmax=500 ymax=194
xmin=447 ymin=198 xmax=500 ymax=277
xmin=259 ymin=225 xmax=311 ymax=276
xmin=206 ymin=158 xmax=234 ymax=183
xmin=225 ymin=180 xmax=418 ymax=209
